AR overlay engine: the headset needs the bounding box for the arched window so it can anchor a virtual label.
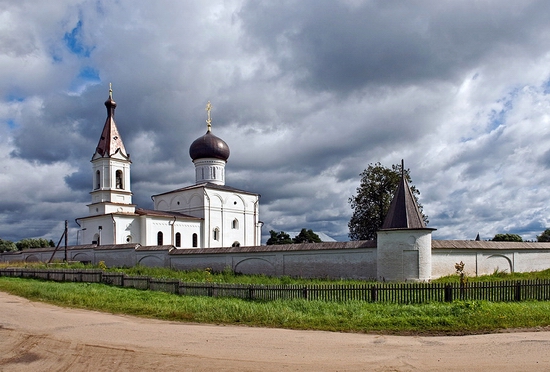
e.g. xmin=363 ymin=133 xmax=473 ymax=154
xmin=213 ymin=227 xmax=219 ymax=241
xmin=192 ymin=233 xmax=198 ymax=247
xmin=116 ymin=170 xmax=123 ymax=189
xmin=232 ymin=219 xmax=239 ymax=229
xmin=232 ymin=241 xmax=240 ymax=247
xmin=93 ymin=233 xmax=100 ymax=245
xmin=95 ymin=170 xmax=100 ymax=189
xmin=157 ymin=231 xmax=163 ymax=246
xmin=175 ymin=232 xmax=181 ymax=247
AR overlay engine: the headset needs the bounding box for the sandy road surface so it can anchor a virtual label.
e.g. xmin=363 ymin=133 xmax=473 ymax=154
xmin=1 ymin=292 xmax=550 ymax=371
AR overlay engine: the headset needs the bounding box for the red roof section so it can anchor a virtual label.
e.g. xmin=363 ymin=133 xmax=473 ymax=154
xmin=95 ymin=92 xmax=128 ymax=158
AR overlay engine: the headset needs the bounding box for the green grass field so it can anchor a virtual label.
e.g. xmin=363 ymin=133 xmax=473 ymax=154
xmin=1 ymin=276 xmax=550 ymax=335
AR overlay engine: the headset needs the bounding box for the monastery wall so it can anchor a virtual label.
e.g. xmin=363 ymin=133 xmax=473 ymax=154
xmin=2 ymin=241 xmax=550 ymax=280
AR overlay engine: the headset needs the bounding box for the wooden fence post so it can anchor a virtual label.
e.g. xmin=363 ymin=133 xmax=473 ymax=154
xmin=370 ymin=286 xmax=378 ymax=302
xmin=515 ymin=281 xmax=521 ymax=301
xmin=444 ymin=284 xmax=453 ymax=302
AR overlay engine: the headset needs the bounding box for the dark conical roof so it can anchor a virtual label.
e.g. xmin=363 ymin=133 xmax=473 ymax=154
xmin=95 ymin=87 xmax=128 ymax=158
xmin=381 ymin=162 xmax=427 ymax=230
xmin=189 ymin=131 xmax=230 ymax=161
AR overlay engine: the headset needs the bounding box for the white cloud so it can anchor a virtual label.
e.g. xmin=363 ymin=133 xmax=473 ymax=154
xmin=2 ymin=0 xmax=550 ymax=244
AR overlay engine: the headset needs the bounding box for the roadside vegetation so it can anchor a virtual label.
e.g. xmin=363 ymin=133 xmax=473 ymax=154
xmin=3 ymin=261 xmax=550 ymax=284
xmin=1 ymin=262 xmax=550 ymax=334
xmin=1 ymin=276 xmax=550 ymax=335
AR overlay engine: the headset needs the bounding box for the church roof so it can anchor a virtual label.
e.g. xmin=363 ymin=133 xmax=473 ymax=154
xmin=135 ymin=208 xmax=202 ymax=220
xmin=94 ymin=86 xmax=128 ymax=158
xmin=189 ymin=131 xmax=230 ymax=161
xmin=152 ymin=182 xmax=259 ymax=198
xmin=380 ymin=162 xmax=430 ymax=230
xmin=189 ymin=101 xmax=230 ymax=161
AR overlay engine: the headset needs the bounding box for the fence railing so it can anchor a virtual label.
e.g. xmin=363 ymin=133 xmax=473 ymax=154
xmin=2 ymin=268 xmax=550 ymax=304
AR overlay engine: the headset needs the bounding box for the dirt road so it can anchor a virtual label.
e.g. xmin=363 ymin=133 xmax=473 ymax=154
xmin=1 ymin=291 xmax=549 ymax=371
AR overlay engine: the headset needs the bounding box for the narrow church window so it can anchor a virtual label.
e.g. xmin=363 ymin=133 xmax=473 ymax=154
xmin=213 ymin=228 xmax=219 ymax=241
xmin=192 ymin=233 xmax=198 ymax=247
xmin=232 ymin=219 xmax=239 ymax=229
xmin=175 ymin=232 xmax=181 ymax=247
xmin=116 ymin=170 xmax=123 ymax=189
xmin=96 ymin=170 xmax=100 ymax=189
xmin=157 ymin=231 xmax=163 ymax=246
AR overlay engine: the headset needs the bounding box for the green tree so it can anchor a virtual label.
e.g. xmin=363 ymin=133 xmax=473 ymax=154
xmin=348 ymin=162 xmax=427 ymax=241
xmin=266 ymin=230 xmax=293 ymax=245
xmin=492 ymin=233 xmax=523 ymax=242
xmin=15 ymin=238 xmax=53 ymax=250
xmin=537 ymin=229 xmax=550 ymax=242
xmin=0 ymin=238 xmax=17 ymax=252
xmin=292 ymin=228 xmax=322 ymax=244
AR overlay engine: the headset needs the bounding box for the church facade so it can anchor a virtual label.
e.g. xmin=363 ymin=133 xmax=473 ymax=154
xmin=75 ymin=88 xmax=262 ymax=249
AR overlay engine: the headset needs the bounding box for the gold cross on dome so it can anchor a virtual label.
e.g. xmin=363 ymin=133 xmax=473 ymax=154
xmin=205 ymin=101 xmax=212 ymax=132
xmin=109 ymin=83 xmax=113 ymax=99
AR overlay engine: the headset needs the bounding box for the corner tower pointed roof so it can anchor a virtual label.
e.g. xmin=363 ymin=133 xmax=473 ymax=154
xmin=94 ymin=84 xmax=129 ymax=158
xmin=381 ymin=160 xmax=429 ymax=230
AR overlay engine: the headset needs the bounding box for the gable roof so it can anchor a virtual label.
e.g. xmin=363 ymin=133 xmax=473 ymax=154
xmin=152 ymin=182 xmax=259 ymax=198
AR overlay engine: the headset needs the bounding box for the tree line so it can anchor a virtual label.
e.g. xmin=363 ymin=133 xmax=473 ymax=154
xmin=0 ymin=238 xmax=55 ymax=253
xmin=347 ymin=162 xmax=550 ymax=243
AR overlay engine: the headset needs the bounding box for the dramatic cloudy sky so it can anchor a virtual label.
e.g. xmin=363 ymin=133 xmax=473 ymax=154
xmin=2 ymin=0 xmax=550 ymax=244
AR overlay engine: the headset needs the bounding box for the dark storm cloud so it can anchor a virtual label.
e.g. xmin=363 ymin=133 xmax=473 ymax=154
xmin=3 ymin=0 xmax=550 ymax=244
xmin=238 ymin=1 xmax=550 ymax=93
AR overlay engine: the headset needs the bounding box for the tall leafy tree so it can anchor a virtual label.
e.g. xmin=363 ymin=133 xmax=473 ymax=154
xmin=15 ymin=238 xmax=53 ymax=250
xmin=348 ymin=162 xmax=427 ymax=241
xmin=0 ymin=238 xmax=17 ymax=252
xmin=292 ymin=228 xmax=322 ymax=243
xmin=492 ymin=233 xmax=523 ymax=242
xmin=537 ymin=229 xmax=550 ymax=242
xmin=266 ymin=230 xmax=293 ymax=245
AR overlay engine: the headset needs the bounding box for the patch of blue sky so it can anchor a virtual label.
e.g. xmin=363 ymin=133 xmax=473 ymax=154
xmin=69 ymin=66 xmax=101 ymax=95
xmin=6 ymin=94 xmax=24 ymax=102
xmin=543 ymin=79 xmax=550 ymax=95
xmin=6 ymin=119 xmax=18 ymax=129
xmin=488 ymin=91 xmax=516 ymax=132
xmin=64 ymin=20 xmax=94 ymax=57
xmin=78 ymin=66 xmax=100 ymax=82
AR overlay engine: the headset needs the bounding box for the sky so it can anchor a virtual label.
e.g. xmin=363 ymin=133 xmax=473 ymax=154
xmin=2 ymin=0 xmax=550 ymax=244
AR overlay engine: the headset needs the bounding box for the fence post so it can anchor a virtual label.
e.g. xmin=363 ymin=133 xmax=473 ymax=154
xmin=370 ymin=286 xmax=378 ymax=302
xmin=303 ymin=287 xmax=308 ymax=300
xmin=444 ymin=284 xmax=453 ymax=302
xmin=248 ymin=285 xmax=254 ymax=300
xmin=515 ymin=281 xmax=521 ymax=301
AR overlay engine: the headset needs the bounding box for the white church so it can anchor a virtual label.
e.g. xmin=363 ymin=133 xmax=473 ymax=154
xmin=75 ymin=88 xmax=262 ymax=249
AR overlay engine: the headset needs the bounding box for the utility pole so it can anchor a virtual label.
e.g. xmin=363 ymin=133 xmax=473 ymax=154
xmin=64 ymin=220 xmax=68 ymax=262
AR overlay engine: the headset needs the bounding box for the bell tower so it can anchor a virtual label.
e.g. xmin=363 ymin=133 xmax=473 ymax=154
xmin=88 ymin=85 xmax=135 ymax=215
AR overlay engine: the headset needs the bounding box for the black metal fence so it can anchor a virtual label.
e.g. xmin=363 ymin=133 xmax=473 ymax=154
xmin=2 ymin=268 xmax=550 ymax=304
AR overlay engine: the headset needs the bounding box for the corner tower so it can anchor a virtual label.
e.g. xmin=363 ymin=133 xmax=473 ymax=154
xmin=88 ymin=85 xmax=135 ymax=215
xmin=189 ymin=102 xmax=230 ymax=185
xmin=376 ymin=160 xmax=435 ymax=282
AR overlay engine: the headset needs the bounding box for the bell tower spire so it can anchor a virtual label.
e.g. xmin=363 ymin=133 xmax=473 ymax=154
xmin=88 ymin=85 xmax=135 ymax=216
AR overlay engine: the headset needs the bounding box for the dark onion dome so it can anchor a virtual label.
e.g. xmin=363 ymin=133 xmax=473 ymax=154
xmin=189 ymin=131 xmax=230 ymax=161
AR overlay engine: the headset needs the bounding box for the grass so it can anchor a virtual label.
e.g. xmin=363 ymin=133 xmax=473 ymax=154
xmin=6 ymin=261 xmax=550 ymax=285
xmin=1 ymin=276 xmax=550 ymax=334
